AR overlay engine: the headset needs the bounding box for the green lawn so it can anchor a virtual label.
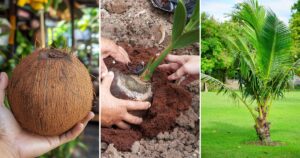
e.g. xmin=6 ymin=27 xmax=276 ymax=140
xmin=202 ymin=91 xmax=300 ymax=158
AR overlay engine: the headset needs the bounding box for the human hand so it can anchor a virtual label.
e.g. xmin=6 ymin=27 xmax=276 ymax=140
xmin=0 ymin=72 xmax=94 ymax=158
xmin=100 ymin=71 xmax=151 ymax=129
xmin=158 ymin=54 xmax=200 ymax=80
xmin=101 ymin=38 xmax=130 ymax=77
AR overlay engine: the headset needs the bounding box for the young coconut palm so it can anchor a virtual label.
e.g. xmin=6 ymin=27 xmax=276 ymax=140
xmin=202 ymin=0 xmax=299 ymax=144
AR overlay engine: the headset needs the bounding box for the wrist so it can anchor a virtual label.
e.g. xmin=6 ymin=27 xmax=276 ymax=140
xmin=0 ymin=140 xmax=19 ymax=158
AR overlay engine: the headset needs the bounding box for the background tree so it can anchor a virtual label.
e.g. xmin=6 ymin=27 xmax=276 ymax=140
xmin=290 ymin=0 xmax=300 ymax=74
xmin=201 ymin=13 xmax=239 ymax=82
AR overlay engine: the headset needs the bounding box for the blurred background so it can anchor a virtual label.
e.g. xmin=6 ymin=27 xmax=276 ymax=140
xmin=0 ymin=0 xmax=99 ymax=157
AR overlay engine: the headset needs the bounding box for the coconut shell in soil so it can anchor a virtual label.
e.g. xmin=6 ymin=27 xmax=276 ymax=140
xmin=7 ymin=49 xmax=93 ymax=136
xmin=102 ymin=43 xmax=192 ymax=151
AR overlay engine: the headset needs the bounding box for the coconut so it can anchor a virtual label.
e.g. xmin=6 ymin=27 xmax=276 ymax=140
xmin=109 ymin=69 xmax=153 ymax=118
xmin=7 ymin=49 xmax=93 ymax=136
xmin=110 ymin=70 xmax=152 ymax=102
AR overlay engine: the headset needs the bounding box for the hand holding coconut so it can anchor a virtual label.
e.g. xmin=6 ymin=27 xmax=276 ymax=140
xmin=158 ymin=54 xmax=200 ymax=80
xmin=0 ymin=72 xmax=94 ymax=158
xmin=100 ymin=38 xmax=151 ymax=129
xmin=101 ymin=71 xmax=151 ymax=129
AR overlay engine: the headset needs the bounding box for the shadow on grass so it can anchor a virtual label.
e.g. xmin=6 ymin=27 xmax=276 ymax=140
xmin=202 ymin=121 xmax=286 ymax=146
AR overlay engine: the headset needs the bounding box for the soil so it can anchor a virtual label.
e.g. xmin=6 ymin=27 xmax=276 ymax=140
xmin=101 ymin=0 xmax=198 ymax=53
xmin=101 ymin=0 xmax=199 ymax=157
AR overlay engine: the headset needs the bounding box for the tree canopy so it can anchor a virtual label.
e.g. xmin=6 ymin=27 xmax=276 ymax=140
xmin=290 ymin=0 xmax=300 ymax=61
xmin=201 ymin=13 xmax=239 ymax=81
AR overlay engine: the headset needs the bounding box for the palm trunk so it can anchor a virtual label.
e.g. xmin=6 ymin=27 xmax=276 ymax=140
xmin=254 ymin=107 xmax=271 ymax=144
xmin=204 ymin=82 xmax=208 ymax=92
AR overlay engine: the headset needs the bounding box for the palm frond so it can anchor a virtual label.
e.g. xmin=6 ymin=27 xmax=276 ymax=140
xmin=201 ymin=73 xmax=257 ymax=120
xmin=201 ymin=73 xmax=238 ymax=98
xmin=257 ymin=10 xmax=292 ymax=80
xmin=232 ymin=0 xmax=293 ymax=103
xmin=234 ymin=0 xmax=266 ymax=35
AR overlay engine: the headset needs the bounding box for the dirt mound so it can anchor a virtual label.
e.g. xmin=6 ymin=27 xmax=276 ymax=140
xmin=101 ymin=44 xmax=192 ymax=151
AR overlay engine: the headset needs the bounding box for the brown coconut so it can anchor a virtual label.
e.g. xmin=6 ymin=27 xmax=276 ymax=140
xmin=110 ymin=69 xmax=152 ymax=101
xmin=7 ymin=49 xmax=93 ymax=136
xmin=110 ymin=69 xmax=153 ymax=118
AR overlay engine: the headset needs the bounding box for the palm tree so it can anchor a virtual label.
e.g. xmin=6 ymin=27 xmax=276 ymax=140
xmin=202 ymin=0 xmax=299 ymax=144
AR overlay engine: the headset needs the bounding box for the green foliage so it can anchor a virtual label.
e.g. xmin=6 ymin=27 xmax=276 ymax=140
xmin=49 ymin=7 xmax=99 ymax=69
xmin=230 ymin=0 xmax=293 ymax=102
xmin=172 ymin=0 xmax=186 ymax=43
xmin=290 ymin=0 xmax=300 ymax=74
xmin=141 ymin=0 xmax=199 ymax=81
xmin=172 ymin=0 xmax=199 ymax=48
xmin=77 ymin=8 xmax=99 ymax=32
xmin=201 ymin=13 xmax=238 ymax=81
xmin=0 ymin=30 xmax=35 ymax=75
xmin=48 ymin=20 xmax=69 ymax=48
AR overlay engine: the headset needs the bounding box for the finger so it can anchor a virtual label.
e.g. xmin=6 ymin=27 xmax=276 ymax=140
xmin=116 ymin=121 xmax=131 ymax=129
xmin=108 ymin=46 xmax=130 ymax=64
xmin=123 ymin=113 xmax=143 ymax=125
xmin=168 ymin=66 xmax=186 ymax=80
xmin=26 ymin=123 xmax=84 ymax=157
xmin=59 ymin=123 xmax=84 ymax=144
xmin=81 ymin=112 xmax=95 ymax=126
xmin=158 ymin=63 xmax=180 ymax=71
xmin=122 ymin=100 xmax=151 ymax=111
xmin=0 ymin=72 xmax=8 ymax=104
xmin=59 ymin=112 xmax=94 ymax=144
xmin=19 ymin=112 xmax=94 ymax=158
xmin=118 ymin=46 xmax=131 ymax=63
xmin=165 ymin=54 xmax=186 ymax=65
xmin=101 ymin=71 xmax=114 ymax=90
xmin=101 ymin=53 xmax=109 ymax=59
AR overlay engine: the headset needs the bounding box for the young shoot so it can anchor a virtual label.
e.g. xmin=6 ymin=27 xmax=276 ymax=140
xmin=140 ymin=0 xmax=199 ymax=81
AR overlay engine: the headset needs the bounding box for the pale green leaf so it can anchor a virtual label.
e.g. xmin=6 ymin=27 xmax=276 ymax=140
xmin=173 ymin=29 xmax=199 ymax=49
xmin=184 ymin=0 xmax=199 ymax=32
xmin=172 ymin=0 xmax=187 ymax=42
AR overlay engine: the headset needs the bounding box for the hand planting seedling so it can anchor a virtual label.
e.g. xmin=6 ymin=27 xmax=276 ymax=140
xmin=110 ymin=0 xmax=199 ymax=102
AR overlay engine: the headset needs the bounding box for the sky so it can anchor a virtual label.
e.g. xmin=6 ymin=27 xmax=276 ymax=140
xmin=201 ymin=0 xmax=297 ymax=25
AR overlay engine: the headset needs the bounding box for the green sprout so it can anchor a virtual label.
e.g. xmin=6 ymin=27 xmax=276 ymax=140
xmin=140 ymin=0 xmax=199 ymax=81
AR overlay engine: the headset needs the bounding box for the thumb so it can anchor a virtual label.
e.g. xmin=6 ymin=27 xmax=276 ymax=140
xmin=101 ymin=71 xmax=114 ymax=90
xmin=0 ymin=72 xmax=8 ymax=104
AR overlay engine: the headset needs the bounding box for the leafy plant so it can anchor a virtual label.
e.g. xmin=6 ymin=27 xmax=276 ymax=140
xmin=201 ymin=13 xmax=240 ymax=82
xmin=202 ymin=0 xmax=297 ymax=144
xmin=290 ymin=0 xmax=300 ymax=74
xmin=140 ymin=0 xmax=199 ymax=81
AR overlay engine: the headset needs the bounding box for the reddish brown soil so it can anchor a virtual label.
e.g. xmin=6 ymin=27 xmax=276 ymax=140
xmin=101 ymin=43 xmax=192 ymax=151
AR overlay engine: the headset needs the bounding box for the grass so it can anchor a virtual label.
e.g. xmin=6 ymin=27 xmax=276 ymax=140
xmin=202 ymin=91 xmax=300 ymax=158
